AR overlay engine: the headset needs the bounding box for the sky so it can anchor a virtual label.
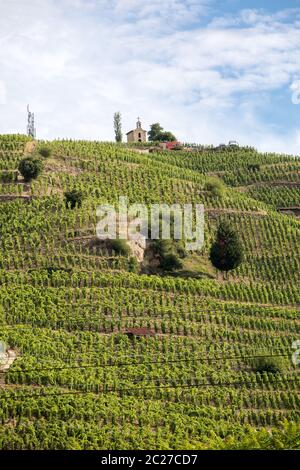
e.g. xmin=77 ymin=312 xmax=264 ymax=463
xmin=0 ymin=0 xmax=300 ymax=153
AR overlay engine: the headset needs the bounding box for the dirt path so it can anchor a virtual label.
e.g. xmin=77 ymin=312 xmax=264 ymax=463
xmin=130 ymin=148 xmax=150 ymax=155
xmin=206 ymin=207 xmax=267 ymax=217
xmin=0 ymin=195 xmax=31 ymax=202
xmin=238 ymin=180 xmax=300 ymax=191
xmin=277 ymin=207 xmax=300 ymax=218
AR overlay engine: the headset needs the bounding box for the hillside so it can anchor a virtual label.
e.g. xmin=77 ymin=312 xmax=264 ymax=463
xmin=0 ymin=134 xmax=299 ymax=450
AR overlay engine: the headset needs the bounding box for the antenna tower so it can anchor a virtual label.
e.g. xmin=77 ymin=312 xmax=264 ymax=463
xmin=27 ymin=105 xmax=36 ymax=138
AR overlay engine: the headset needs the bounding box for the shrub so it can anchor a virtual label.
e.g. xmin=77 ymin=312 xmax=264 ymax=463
xmin=151 ymin=239 xmax=185 ymax=271
xmin=38 ymin=146 xmax=52 ymax=159
xmin=18 ymin=157 xmax=43 ymax=182
xmin=251 ymin=356 xmax=285 ymax=374
xmin=160 ymin=253 xmax=183 ymax=271
xmin=204 ymin=177 xmax=226 ymax=198
xmin=110 ymin=239 xmax=131 ymax=256
xmin=65 ymin=190 xmax=83 ymax=209
xmin=152 ymin=239 xmax=173 ymax=258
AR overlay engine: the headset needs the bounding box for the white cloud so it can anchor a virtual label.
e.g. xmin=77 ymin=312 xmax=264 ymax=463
xmin=0 ymin=80 xmax=6 ymax=104
xmin=0 ymin=1 xmax=300 ymax=153
xmin=114 ymin=0 xmax=210 ymax=26
xmin=291 ymin=79 xmax=300 ymax=105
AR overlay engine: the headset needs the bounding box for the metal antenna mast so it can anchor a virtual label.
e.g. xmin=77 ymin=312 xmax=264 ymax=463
xmin=27 ymin=105 xmax=36 ymax=138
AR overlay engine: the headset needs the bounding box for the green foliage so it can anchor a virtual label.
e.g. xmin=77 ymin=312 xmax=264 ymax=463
xmin=109 ymin=239 xmax=131 ymax=256
xmin=212 ymin=421 xmax=300 ymax=450
xmin=113 ymin=112 xmax=122 ymax=143
xmin=18 ymin=157 xmax=43 ymax=182
xmin=45 ymin=266 xmax=72 ymax=275
xmin=152 ymin=239 xmax=173 ymax=258
xmin=0 ymin=134 xmax=299 ymax=450
xmin=210 ymin=221 xmax=243 ymax=272
xmin=148 ymin=123 xmax=176 ymax=142
xmin=251 ymin=356 xmax=286 ymax=374
xmin=160 ymin=253 xmax=183 ymax=271
xmin=159 ymin=131 xmax=177 ymax=142
xmin=152 ymin=239 xmax=184 ymax=271
xmin=148 ymin=123 xmax=163 ymax=141
xmin=247 ymin=163 xmax=260 ymax=172
xmin=246 ymin=185 xmax=300 ymax=209
xmin=204 ymin=177 xmax=226 ymax=198
xmin=128 ymin=256 xmax=139 ymax=273
xmin=64 ymin=190 xmax=83 ymax=209
xmin=38 ymin=146 xmax=52 ymax=159
xmin=176 ymin=241 xmax=187 ymax=259
xmin=0 ymin=171 xmax=18 ymax=183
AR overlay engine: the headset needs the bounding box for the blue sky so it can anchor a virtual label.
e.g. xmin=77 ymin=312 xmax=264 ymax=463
xmin=0 ymin=0 xmax=300 ymax=153
xmin=220 ymin=1 xmax=299 ymax=14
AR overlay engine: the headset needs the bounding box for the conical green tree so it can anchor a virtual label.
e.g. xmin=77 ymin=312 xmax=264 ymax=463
xmin=210 ymin=221 xmax=243 ymax=273
xmin=113 ymin=112 xmax=122 ymax=142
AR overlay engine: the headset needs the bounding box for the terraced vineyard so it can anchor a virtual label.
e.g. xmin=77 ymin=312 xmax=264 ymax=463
xmin=0 ymin=135 xmax=299 ymax=450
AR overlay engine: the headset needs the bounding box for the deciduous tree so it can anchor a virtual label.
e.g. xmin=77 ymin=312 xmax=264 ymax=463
xmin=114 ymin=112 xmax=122 ymax=142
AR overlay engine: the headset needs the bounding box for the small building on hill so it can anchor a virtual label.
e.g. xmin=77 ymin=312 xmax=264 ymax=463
xmin=159 ymin=141 xmax=182 ymax=150
xmin=228 ymin=140 xmax=239 ymax=148
xmin=126 ymin=118 xmax=147 ymax=143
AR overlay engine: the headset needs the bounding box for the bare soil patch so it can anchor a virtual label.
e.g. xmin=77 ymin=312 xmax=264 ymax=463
xmin=277 ymin=207 xmax=300 ymax=218
xmin=24 ymin=141 xmax=36 ymax=155
xmin=45 ymin=160 xmax=83 ymax=176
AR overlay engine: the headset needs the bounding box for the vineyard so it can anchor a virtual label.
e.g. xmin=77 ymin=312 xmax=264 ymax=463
xmin=0 ymin=134 xmax=299 ymax=450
